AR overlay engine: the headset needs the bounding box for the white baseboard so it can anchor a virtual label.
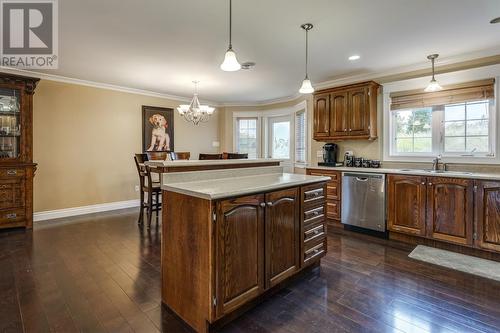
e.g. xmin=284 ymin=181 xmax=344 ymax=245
xmin=33 ymin=199 xmax=140 ymax=222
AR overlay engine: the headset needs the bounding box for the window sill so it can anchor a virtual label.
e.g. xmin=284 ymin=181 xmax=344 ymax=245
xmin=384 ymin=155 xmax=500 ymax=165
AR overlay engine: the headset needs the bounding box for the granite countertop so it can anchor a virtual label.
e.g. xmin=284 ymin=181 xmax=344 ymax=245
xmin=161 ymin=166 xmax=330 ymax=200
xmin=307 ymin=165 xmax=500 ymax=181
xmin=146 ymin=158 xmax=281 ymax=167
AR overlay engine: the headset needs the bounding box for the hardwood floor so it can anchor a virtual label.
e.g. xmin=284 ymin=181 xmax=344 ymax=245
xmin=1 ymin=209 xmax=500 ymax=333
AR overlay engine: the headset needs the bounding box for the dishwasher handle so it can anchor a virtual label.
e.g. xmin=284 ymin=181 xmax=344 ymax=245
xmin=355 ymin=177 xmax=369 ymax=182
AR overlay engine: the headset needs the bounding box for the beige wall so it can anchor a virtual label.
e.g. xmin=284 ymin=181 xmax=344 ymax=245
xmin=33 ymin=80 xmax=219 ymax=212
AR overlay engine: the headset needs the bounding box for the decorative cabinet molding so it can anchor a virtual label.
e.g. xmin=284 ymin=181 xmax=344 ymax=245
xmin=0 ymin=73 xmax=39 ymax=230
xmin=313 ymin=81 xmax=379 ymax=141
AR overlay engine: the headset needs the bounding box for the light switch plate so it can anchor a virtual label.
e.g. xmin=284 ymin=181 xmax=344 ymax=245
xmin=212 ymin=141 xmax=220 ymax=147
xmin=316 ymin=151 xmax=323 ymax=158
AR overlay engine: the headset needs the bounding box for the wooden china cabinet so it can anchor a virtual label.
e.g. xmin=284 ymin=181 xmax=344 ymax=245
xmin=0 ymin=73 xmax=39 ymax=229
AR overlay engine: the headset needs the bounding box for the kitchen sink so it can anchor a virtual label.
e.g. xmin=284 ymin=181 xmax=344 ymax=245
xmin=397 ymin=169 xmax=473 ymax=175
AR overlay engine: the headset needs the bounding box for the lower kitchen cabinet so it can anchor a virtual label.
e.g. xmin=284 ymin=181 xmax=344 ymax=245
xmin=306 ymin=168 xmax=342 ymax=230
xmin=215 ymin=194 xmax=265 ymax=316
xmin=475 ymin=181 xmax=500 ymax=252
xmin=265 ymin=188 xmax=300 ymax=288
xmin=426 ymin=177 xmax=474 ymax=246
xmin=387 ymin=174 xmax=427 ymax=236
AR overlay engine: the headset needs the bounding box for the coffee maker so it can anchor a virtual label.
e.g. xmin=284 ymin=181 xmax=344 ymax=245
xmin=318 ymin=143 xmax=339 ymax=167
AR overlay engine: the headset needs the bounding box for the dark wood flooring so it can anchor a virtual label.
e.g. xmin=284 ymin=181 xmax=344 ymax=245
xmin=1 ymin=209 xmax=500 ymax=333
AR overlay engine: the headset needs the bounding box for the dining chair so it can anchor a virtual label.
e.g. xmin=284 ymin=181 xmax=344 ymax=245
xmin=199 ymin=153 xmax=223 ymax=160
xmin=146 ymin=151 xmax=169 ymax=160
xmin=170 ymin=151 xmax=191 ymax=160
xmin=227 ymin=152 xmax=249 ymax=159
xmin=134 ymin=154 xmax=161 ymax=228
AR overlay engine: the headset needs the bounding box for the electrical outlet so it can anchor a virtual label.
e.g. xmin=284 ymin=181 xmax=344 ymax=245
xmin=134 ymin=185 xmax=140 ymax=192
xmin=316 ymin=151 xmax=323 ymax=158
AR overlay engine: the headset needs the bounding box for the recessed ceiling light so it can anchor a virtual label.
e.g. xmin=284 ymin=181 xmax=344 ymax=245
xmin=348 ymin=55 xmax=361 ymax=61
xmin=491 ymin=17 xmax=500 ymax=24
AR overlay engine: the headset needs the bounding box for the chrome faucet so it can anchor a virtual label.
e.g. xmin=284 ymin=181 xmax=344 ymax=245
xmin=432 ymin=155 xmax=442 ymax=171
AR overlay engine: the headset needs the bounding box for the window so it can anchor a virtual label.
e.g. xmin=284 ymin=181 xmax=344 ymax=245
xmin=393 ymin=108 xmax=432 ymax=154
xmin=295 ymin=111 xmax=306 ymax=163
xmin=444 ymin=101 xmax=489 ymax=154
xmin=236 ymin=117 xmax=258 ymax=158
xmin=270 ymin=119 xmax=290 ymax=159
xmin=387 ymin=79 xmax=496 ymax=161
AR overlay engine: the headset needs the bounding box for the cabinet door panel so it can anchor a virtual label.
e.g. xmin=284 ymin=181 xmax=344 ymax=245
xmin=387 ymin=175 xmax=426 ymax=236
xmin=313 ymin=93 xmax=330 ymax=138
xmin=427 ymin=178 xmax=473 ymax=246
xmin=265 ymin=188 xmax=299 ymax=288
xmin=348 ymin=88 xmax=370 ymax=136
xmin=329 ymin=92 xmax=349 ymax=137
xmin=475 ymin=181 xmax=500 ymax=252
xmin=216 ymin=194 xmax=265 ymax=317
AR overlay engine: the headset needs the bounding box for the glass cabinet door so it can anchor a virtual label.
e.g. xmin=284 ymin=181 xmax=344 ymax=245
xmin=0 ymin=88 xmax=21 ymax=159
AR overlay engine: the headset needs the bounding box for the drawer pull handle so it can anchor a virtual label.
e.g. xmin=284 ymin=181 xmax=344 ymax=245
xmin=7 ymin=170 xmax=17 ymax=175
xmin=314 ymin=192 xmax=319 ymax=196
xmin=6 ymin=213 xmax=17 ymax=219
xmin=259 ymin=202 xmax=266 ymax=208
xmin=314 ymin=230 xmax=320 ymax=235
xmin=314 ymin=249 xmax=320 ymax=254
xmin=0 ymin=185 xmax=7 ymax=189
xmin=313 ymin=211 xmax=319 ymax=216
xmin=267 ymin=202 xmax=273 ymax=207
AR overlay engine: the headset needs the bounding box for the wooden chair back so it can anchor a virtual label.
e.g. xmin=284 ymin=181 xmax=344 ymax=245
xmin=227 ymin=153 xmax=248 ymax=159
xmin=147 ymin=151 xmax=169 ymax=160
xmin=199 ymin=153 xmax=223 ymax=160
xmin=170 ymin=152 xmax=191 ymax=160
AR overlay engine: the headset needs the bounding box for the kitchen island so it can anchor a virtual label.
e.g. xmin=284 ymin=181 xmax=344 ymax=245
xmin=161 ymin=166 xmax=330 ymax=332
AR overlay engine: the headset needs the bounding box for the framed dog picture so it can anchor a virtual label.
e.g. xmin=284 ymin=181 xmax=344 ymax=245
xmin=142 ymin=106 xmax=174 ymax=152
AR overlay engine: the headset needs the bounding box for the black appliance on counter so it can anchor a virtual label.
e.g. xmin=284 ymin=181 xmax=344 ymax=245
xmin=318 ymin=143 xmax=342 ymax=167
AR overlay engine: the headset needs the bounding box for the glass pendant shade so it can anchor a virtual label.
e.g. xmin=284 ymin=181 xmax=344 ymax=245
xmin=220 ymin=48 xmax=241 ymax=71
xmin=299 ymin=77 xmax=314 ymax=94
xmin=424 ymin=78 xmax=442 ymax=92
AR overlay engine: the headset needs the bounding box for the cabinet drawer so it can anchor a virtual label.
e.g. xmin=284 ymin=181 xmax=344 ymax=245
xmin=304 ymin=224 xmax=326 ymax=243
xmin=0 ymin=179 xmax=25 ymax=209
xmin=326 ymin=183 xmax=340 ymax=200
xmin=304 ymin=206 xmax=324 ymax=224
xmin=0 ymin=208 xmax=25 ymax=227
xmin=303 ymin=241 xmax=326 ymax=264
xmin=326 ymin=200 xmax=340 ymax=219
xmin=0 ymin=168 xmax=25 ymax=178
xmin=303 ymin=187 xmax=324 ymax=202
xmin=308 ymin=171 xmax=340 ymax=182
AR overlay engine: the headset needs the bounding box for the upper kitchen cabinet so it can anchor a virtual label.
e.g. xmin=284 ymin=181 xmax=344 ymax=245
xmin=313 ymin=81 xmax=380 ymax=141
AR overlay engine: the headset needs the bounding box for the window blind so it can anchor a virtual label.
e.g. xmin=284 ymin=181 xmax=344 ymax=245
xmin=295 ymin=111 xmax=306 ymax=163
xmin=390 ymin=79 xmax=495 ymax=111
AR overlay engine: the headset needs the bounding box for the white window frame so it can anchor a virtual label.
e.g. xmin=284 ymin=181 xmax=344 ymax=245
xmin=233 ymin=116 xmax=261 ymax=159
xmin=232 ymin=100 xmax=308 ymax=167
xmin=383 ymin=65 xmax=500 ymax=164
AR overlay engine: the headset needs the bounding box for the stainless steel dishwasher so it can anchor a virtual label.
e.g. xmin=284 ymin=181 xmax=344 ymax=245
xmin=341 ymin=172 xmax=386 ymax=232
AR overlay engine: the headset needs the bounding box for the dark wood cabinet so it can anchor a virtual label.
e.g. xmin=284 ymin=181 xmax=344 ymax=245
xmin=265 ymin=188 xmax=300 ymax=288
xmin=329 ymin=92 xmax=349 ymax=137
xmin=475 ymin=181 xmax=500 ymax=252
xmin=427 ymin=177 xmax=474 ymax=246
xmin=0 ymin=73 xmax=39 ymax=230
xmin=306 ymin=168 xmax=342 ymax=231
xmin=313 ymin=93 xmax=330 ymax=138
xmin=387 ymin=175 xmax=427 ymax=236
xmin=215 ymin=194 xmax=265 ymax=317
xmin=313 ymin=81 xmax=379 ymax=141
xmin=348 ymin=87 xmax=370 ymax=136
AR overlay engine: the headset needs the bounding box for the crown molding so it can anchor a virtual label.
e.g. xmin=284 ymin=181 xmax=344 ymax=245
xmin=0 ymin=66 xmax=221 ymax=106
xmin=2 ymin=47 xmax=499 ymax=108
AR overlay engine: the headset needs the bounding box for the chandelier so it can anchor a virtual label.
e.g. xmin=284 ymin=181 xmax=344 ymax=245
xmin=177 ymin=81 xmax=215 ymax=125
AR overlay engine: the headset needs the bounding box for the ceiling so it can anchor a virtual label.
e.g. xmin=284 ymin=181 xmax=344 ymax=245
xmin=33 ymin=0 xmax=500 ymax=104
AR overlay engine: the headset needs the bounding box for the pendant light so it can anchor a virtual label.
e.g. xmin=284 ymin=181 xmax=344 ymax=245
xmin=424 ymin=54 xmax=443 ymax=92
xmin=220 ymin=0 xmax=241 ymax=71
xmin=299 ymin=23 xmax=314 ymax=94
xmin=177 ymin=81 xmax=215 ymax=125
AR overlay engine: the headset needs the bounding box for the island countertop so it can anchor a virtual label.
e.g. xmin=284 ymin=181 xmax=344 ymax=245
xmin=161 ymin=166 xmax=330 ymax=200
